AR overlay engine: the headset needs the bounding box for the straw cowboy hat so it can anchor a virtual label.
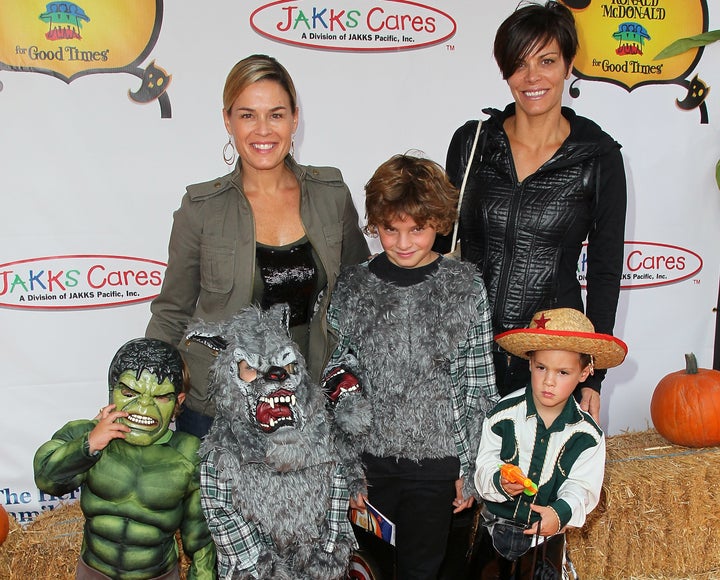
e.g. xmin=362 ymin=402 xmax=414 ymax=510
xmin=495 ymin=308 xmax=628 ymax=369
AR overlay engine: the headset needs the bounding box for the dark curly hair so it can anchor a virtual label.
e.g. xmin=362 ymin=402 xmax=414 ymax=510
xmin=364 ymin=153 xmax=459 ymax=236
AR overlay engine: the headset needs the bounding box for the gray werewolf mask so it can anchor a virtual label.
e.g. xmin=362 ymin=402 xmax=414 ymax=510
xmin=186 ymin=303 xmax=334 ymax=471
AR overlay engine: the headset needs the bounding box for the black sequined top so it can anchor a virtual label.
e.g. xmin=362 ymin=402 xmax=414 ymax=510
xmin=253 ymin=236 xmax=326 ymax=357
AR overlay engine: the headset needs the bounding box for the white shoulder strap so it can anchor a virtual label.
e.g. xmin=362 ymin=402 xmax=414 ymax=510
xmin=449 ymin=120 xmax=483 ymax=255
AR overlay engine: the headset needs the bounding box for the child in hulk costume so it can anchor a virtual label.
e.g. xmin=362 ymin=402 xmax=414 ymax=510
xmin=34 ymin=338 xmax=216 ymax=580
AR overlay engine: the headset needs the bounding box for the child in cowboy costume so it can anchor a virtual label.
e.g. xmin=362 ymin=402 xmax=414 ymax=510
xmin=474 ymin=307 xmax=627 ymax=578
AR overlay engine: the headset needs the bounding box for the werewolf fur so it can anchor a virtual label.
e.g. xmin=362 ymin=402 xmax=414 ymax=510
xmin=188 ymin=304 xmax=354 ymax=579
xmin=330 ymin=258 xmax=486 ymax=500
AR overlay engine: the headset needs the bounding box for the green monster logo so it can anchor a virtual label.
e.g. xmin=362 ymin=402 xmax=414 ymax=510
xmin=39 ymin=2 xmax=89 ymax=41
xmin=613 ymin=22 xmax=650 ymax=56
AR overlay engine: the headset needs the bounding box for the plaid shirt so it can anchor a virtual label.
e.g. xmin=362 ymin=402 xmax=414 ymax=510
xmin=326 ymin=260 xmax=499 ymax=496
xmin=200 ymin=451 xmax=355 ymax=578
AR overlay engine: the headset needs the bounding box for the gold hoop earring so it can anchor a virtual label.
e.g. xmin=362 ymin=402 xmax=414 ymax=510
xmin=223 ymin=135 xmax=236 ymax=166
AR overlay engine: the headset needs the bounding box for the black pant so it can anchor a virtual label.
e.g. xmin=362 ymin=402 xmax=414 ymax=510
xmin=176 ymin=405 xmax=214 ymax=439
xmin=368 ymin=477 xmax=457 ymax=580
xmin=493 ymin=351 xmax=531 ymax=398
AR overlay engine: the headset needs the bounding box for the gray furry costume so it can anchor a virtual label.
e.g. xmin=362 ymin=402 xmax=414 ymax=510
xmin=186 ymin=304 xmax=356 ymax=580
xmin=325 ymin=255 xmax=498 ymax=501
xmin=324 ymin=255 xmax=498 ymax=578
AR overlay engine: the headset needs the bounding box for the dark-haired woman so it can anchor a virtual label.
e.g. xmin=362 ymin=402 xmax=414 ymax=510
xmin=439 ymin=1 xmax=626 ymax=423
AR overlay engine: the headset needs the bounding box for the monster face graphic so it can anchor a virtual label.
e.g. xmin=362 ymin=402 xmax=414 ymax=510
xmin=564 ymin=0 xmax=709 ymax=101
xmin=613 ymin=22 xmax=650 ymax=56
xmin=39 ymin=2 xmax=89 ymax=41
xmin=1 ymin=1 xmax=172 ymax=116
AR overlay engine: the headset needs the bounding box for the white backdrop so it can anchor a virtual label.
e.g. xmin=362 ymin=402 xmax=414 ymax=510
xmin=1 ymin=1 xmax=718 ymax=523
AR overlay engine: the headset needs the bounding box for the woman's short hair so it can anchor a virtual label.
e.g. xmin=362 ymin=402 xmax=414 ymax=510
xmin=364 ymin=154 xmax=459 ymax=236
xmin=494 ymin=1 xmax=578 ymax=79
xmin=223 ymin=54 xmax=298 ymax=114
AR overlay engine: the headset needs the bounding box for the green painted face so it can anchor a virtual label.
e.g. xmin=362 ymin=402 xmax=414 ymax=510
xmin=112 ymin=369 xmax=179 ymax=446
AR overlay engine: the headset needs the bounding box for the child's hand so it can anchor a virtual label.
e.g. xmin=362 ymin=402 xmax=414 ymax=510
xmin=452 ymin=478 xmax=475 ymax=513
xmin=350 ymin=493 xmax=367 ymax=510
xmin=88 ymin=404 xmax=130 ymax=454
xmin=500 ymin=475 xmax=527 ymax=497
xmin=524 ymin=503 xmax=563 ymax=536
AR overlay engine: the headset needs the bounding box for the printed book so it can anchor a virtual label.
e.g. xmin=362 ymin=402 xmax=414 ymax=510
xmin=349 ymin=500 xmax=396 ymax=546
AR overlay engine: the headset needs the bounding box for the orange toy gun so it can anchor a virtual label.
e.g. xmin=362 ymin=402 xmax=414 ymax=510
xmin=499 ymin=463 xmax=538 ymax=496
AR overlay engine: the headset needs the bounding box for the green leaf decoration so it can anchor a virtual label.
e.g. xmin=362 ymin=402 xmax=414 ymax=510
xmin=716 ymin=159 xmax=720 ymax=191
xmin=654 ymin=30 xmax=720 ymax=60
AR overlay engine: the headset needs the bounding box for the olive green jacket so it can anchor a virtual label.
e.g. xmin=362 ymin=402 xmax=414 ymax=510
xmin=146 ymin=157 xmax=369 ymax=416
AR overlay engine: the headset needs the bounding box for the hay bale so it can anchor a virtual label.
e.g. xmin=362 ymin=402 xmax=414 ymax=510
xmin=0 ymin=501 xmax=191 ymax=580
xmin=0 ymin=501 xmax=82 ymax=579
xmin=567 ymin=429 xmax=720 ymax=579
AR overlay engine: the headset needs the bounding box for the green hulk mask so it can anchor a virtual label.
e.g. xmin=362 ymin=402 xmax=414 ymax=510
xmin=108 ymin=339 xmax=186 ymax=446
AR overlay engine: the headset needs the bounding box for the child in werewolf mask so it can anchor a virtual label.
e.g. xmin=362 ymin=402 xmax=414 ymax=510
xmin=185 ymin=303 xmax=356 ymax=580
xmin=33 ymin=338 xmax=216 ymax=580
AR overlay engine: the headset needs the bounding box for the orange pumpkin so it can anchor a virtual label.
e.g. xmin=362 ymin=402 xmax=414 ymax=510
xmin=0 ymin=503 xmax=8 ymax=545
xmin=650 ymin=353 xmax=720 ymax=447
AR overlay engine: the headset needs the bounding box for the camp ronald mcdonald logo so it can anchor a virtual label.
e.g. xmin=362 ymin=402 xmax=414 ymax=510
xmin=0 ymin=1 xmax=172 ymax=117
xmin=561 ymin=0 xmax=711 ymax=122
xmin=251 ymin=0 xmax=457 ymax=52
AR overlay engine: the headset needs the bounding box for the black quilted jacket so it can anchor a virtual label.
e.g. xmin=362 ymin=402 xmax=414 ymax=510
xmin=441 ymin=104 xmax=627 ymax=390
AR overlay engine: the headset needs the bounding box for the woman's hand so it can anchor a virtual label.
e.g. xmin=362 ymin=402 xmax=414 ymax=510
xmin=580 ymin=387 xmax=601 ymax=423
xmin=88 ymin=404 xmax=130 ymax=454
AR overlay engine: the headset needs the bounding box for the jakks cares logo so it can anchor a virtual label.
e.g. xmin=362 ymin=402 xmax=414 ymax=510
xmin=0 ymin=255 xmax=166 ymax=310
xmin=577 ymin=242 xmax=703 ymax=289
xmin=251 ymin=0 xmax=456 ymax=51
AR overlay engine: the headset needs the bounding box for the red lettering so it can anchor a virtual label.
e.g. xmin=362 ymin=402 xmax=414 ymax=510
xmin=367 ymin=7 xmax=384 ymax=31
xmin=627 ymin=250 xmax=642 ymax=271
xmin=329 ymin=9 xmax=346 ymax=31
xmin=87 ymin=264 xmax=106 ymax=289
xmin=0 ymin=271 xmax=10 ymax=295
xmin=277 ymin=6 xmax=296 ymax=31
xmin=46 ymin=270 xmax=66 ymax=292
xmin=627 ymin=250 xmax=688 ymax=272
